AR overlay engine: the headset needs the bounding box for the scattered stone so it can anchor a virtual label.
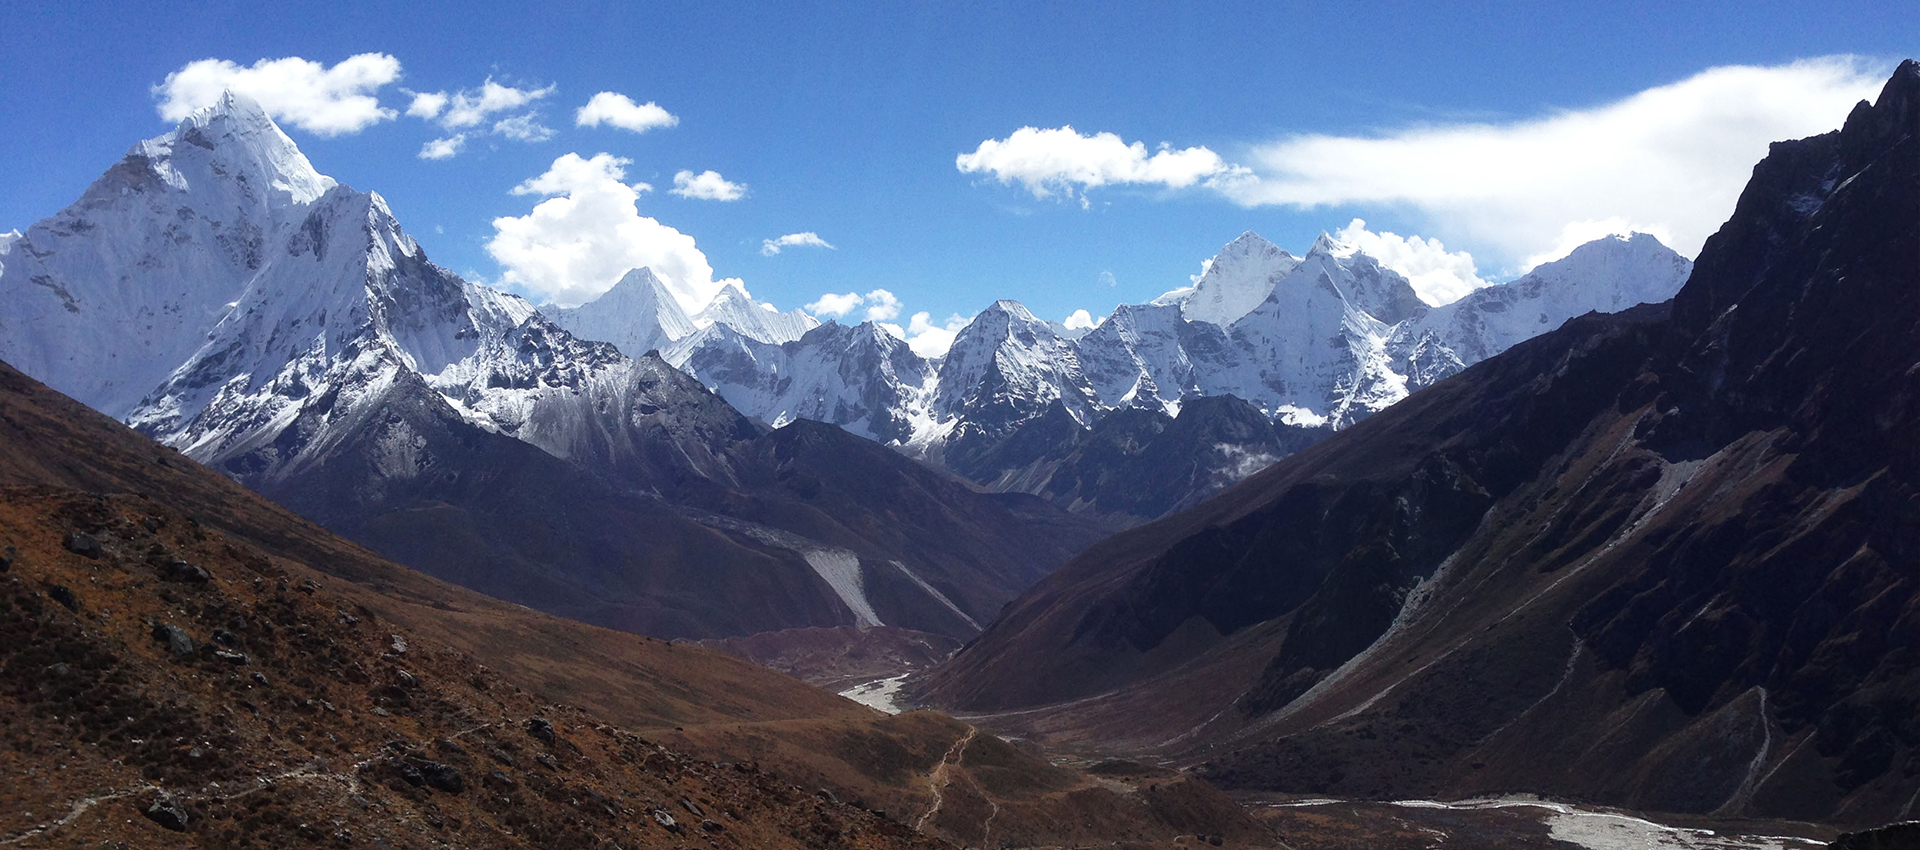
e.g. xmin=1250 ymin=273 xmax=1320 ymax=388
xmin=159 ymin=560 xmax=211 ymax=584
xmin=484 ymin=770 xmax=515 ymax=790
xmin=371 ymin=707 xmax=391 ymax=717
xmin=151 ymin=623 xmax=195 ymax=658
xmin=142 ymin=517 xmax=162 ymax=532
xmin=47 ymin=585 xmax=79 ymax=612
xmin=63 ymin=532 xmax=102 ymax=559
xmin=212 ymin=628 xmax=239 ymax=647
xmin=213 ymin=649 xmax=249 ymax=665
xmin=46 ymin=662 xmax=70 ymax=678
xmin=418 ymin=762 xmax=463 ymax=794
xmin=527 ymin=717 xmax=556 ymax=744
xmin=651 ymin=809 xmax=679 ymax=831
xmin=389 ymin=634 xmax=408 ymax=655
xmin=0 ymin=545 xmax=15 ymax=571
xmin=393 ymin=669 xmax=417 ymax=689
xmin=299 ymin=579 xmax=319 ymax=594
xmin=679 ymin=797 xmax=705 ymax=817
xmin=700 ymin=819 xmax=724 ymax=833
xmin=815 ymin=788 xmax=837 ymax=804
xmin=142 ymin=796 xmax=189 ymax=831
xmin=250 ymin=671 xmax=270 ymax=686
xmin=534 ymin=753 xmax=558 ymax=771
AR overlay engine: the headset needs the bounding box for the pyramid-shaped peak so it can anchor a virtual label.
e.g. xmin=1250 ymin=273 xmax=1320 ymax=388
xmin=1307 ymin=231 xmax=1346 ymax=256
xmin=135 ymin=90 xmax=335 ymax=206
xmin=984 ymin=299 xmax=1042 ymax=322
xmin=701 ymin=282 xmax=754 ymax=310
xmin=606 ymin=267 xmax=674 ymax=297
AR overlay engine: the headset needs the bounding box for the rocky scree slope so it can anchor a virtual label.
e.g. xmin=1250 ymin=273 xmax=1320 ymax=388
xmin=915 ymin=61 xmax=1920 ymax=826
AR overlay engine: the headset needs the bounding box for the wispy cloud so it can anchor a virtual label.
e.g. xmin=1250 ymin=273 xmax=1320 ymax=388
xmin=957 ymin=57 xmax=1886 ymax=268
xmin=1216 ymin=56 xmax=1887 ymax=264
xmin=761 ymin=231 xmax=834 ymax=256
xmin=418 ymin=134 xmax=465 ymax=160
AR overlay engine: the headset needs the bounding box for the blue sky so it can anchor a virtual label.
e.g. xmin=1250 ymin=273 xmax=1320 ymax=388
xmin=1 ymin=1 xmax=1909 ymax=351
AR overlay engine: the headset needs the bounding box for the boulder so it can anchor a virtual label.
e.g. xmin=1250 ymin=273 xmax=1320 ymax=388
xmin=142 ymin=796 xmax=188 ymax=831
xmin=527 ymin=716 xmax=556 ymax=744
xmin=151 ymin=623 xmax=194 ymax=659
xmin=159 ymin=560 xmax=212 ymax=584
xmin=418 ymin=762 xmax=463 ymax=793
xmin=47 ymin=585 xmax=78 ymax=612
xmin=62 ymin=532 xmax=101 ymax=559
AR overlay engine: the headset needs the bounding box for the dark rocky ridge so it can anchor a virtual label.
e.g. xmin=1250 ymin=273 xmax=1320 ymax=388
xmin=916 ymin=61 xmax=1920 ymax=825
xmin=951 ymin=395 xmax=1328 ymax=528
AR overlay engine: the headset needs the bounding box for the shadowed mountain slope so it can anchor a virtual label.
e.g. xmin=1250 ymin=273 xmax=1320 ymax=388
xmin=916 ymin=60 xmax=1920 ymax=826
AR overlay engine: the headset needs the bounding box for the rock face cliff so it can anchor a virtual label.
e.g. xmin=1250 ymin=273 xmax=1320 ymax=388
xmin=915 ymin=61 xmax=1920 ymax=825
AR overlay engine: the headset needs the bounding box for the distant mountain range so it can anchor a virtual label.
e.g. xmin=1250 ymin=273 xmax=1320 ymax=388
xmin=0 ymin=88 xmax=1694 ymax=641
xmin=557 ymin=208 xmax=1690 ymax=527
xmin=914 ymin=59 xmax=1920 ymax=826
xmin=0 ymin=93 xmax=1106 ymax=641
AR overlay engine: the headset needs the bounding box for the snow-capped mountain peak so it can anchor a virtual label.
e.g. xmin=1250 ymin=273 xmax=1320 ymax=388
xmin=690 ymin=282 xmax=819 ymax=345
xmin=1175 ymin=230 xmax=1303 ymax=327
xmin=144 ymin=91 xmax=336 ymax=208
xmin=1307 ymin=230 xmax=1350 ymax=258
xmin=546 ymin=267 xmax=698 ymax=359
xmin=0 ymin=90 xmax=342 ymax=419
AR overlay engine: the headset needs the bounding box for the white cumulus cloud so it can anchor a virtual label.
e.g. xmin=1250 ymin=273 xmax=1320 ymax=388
xmin=1332 ymin=219 xmax=1486 ymax=306
xmin=1063 ymin=309 xmax=1097 ymax=330
xmin=487 ymin=152 xmax=735 ymax=312
xmin=957 ymin=125 xmax=1245 ymax=203
xmin=404 ymin=90 xmax=448 ymax=119
xmin=904 ymin=311 xmax=971 ymax=358
xmin=1215 ymin=56 xmax=1887 ymax=266
xmin=418 ymin=135 xmax=465 ymax=160
xmin=805 ymin=292 xmax=865 ymax=318
xmin=153 ymin=54 xmax=401 ymax=136
xmin=761 ymin=232 xmax=835 ymax=256
xmin=576 ymin=92 xmax=679 ymax=133
xmin=671 ymin=170 xmax=747 ymax=201
xmin=863 ymin=289 xmax=902 ymax=322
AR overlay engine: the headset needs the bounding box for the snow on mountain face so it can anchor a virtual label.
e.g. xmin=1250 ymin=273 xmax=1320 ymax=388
xmin=670 ymin=228 xmax=1689 ymax=481
xmin=0 ymin=94 xmax=747 ymax=492
xmin=545 ymin=267 xmax=697 ymax=359
xmin=1395 ymin=232 xmax=1693 ymax=370
xmin=1165 ymin=231 xmax=1303 ymax=327
xmin=933 ymin=300 xmax=1099 ymax=429
xmin=682 ymin=320 xmax=936 ymax=443
xmin=689 ymin=283 xmax=819 ymax=345
xmin=0 ymin=92 xmax=336 ymax=418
